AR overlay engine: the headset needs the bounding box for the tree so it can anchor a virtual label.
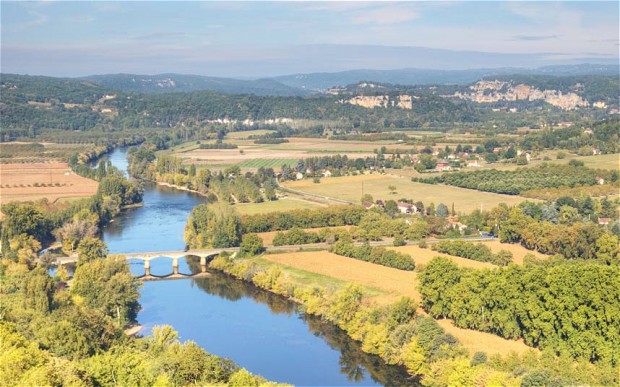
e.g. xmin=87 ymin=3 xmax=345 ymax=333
xmin=77 ymin=237 xmax=108 ymax=266
xmin=436 ymin=203 xmax=449 ymax=217
xmin=239 ymin=233 xmax=264 ymax=257
xmin=388 ymin=185 xmax=397 ymax=194
xmin=595 ymin=233 xmax=619 ymax=265
xmin=9 ymin=234 xmax=41 ymax=265
xmin=72 ymin=257 xmax=141 ymax=326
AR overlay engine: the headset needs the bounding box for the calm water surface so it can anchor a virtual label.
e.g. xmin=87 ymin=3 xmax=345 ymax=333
xmin=101 ymin=148 xmax=413 ymax=386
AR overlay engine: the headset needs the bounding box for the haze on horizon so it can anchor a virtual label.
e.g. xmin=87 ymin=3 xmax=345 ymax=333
xmin=2 ymin=1 xmax=618 ymax=78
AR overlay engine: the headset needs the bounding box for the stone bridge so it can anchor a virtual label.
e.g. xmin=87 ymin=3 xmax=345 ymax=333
xmin=58 ymin=247 xmax=240 ymax=281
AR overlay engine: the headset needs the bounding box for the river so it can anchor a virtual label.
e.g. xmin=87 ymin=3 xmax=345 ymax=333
xmin=101 ymin=148 xmax=413 ymax=386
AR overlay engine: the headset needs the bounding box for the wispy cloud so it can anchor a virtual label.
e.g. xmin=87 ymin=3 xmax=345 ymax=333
xmin=513 ymin=35 xmax=559 ymax=41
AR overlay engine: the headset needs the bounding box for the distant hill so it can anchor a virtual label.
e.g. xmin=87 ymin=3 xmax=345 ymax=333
xmin=81 ymin=73 xmax=310 ymax=97
xmin=273 ymin=64 xmax=620 ymax=91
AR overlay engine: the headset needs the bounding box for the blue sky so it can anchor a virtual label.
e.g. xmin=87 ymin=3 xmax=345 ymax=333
xmin=2 ymin=1 xmax=618 ymax=77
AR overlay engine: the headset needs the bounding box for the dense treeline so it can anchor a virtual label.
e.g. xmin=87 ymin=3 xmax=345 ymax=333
xmin=519 ymin=117 xmax=619 ymax=154
xmin=128 ymin=147 xmax=277 ymax=203
xmin=241 ymin=206 xmax=366 ymax=233
xmin=500 ymin=207 xmax=619 ymax=262
xmin=430 ymin=240 xmax=513 ymax=266
xmin=1 ymin=73 xmax=482 ymax=133
xmin=415 ymin=164 xmax=616 ymax=195
xmin=419 ymin=257 xmax=620 ymax=365
xmin=199 ymin=140 xmax=238 ymax=149
xmin=331 ymin=241 xmax=415 ymax=270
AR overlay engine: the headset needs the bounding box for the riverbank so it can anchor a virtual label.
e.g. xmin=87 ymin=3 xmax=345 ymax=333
xmin=155 ymin=181 xmax=209 ymax=198
xmin=206 ymin=253 xmax=523 ymax=385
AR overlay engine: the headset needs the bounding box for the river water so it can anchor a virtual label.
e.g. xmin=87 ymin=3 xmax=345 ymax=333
xmin=101 ymin=148 xmax=413 ymax=386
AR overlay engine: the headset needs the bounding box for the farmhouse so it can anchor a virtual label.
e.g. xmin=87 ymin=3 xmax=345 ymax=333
xmin=466 ymin=159 xmax=480 ymax=167
xmin=295 ymin=172 xmax=304 ymax=180
xmin=595 ymin=176 xmax=605 ymax=185
xmin=598 ymin=218 xmax=611 ymax=225
xmin=397 ymin=202 xmax=415 ymax=214
xmin=436 ymin=162 xmax=451 ymax=171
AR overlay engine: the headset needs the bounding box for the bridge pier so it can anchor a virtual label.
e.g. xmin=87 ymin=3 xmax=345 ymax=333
xmin=172 ymin=258 xmax=179 ymax=275
xmin=144 ymin=260 xmax=150 ymax=277
xmin=200 ymin=256 xmax=207 ymax=273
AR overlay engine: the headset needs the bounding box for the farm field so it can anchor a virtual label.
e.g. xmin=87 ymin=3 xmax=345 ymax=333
xmin=260 ymin=250 xmax=533 ymax=356
xmin=262 ymin=250 xmax=420 ymax=304
xmin=234 ymin=197 xmax=325 ymax=215
xmin=283 ymin=174 xmax=533 ymax=213
xmin=0 ymin=162 xmax=98 ymax=207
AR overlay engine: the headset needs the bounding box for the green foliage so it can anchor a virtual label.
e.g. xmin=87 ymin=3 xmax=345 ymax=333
xmin=71 ymin=256 xmax=141 ymax=326
xmin=331 ymin=241 xmax=415 ymax=270
xmin=500 ymin=207 xmax=610 ymax=259
xmin=415 ymin=164 xmax=612 ymax=195
xmin=76 ymin=237 xmax=108 ymax=266
xmin=419 ymin=257 xmax=620 ymax=365
xmin=431 ymin=240 xmax=513 ymax=266
xmin=184 ymin=203 xmax=242 ymax=249
xmin=241 ymin=205 xmax=366 ymax=233
xmin=239 ymin=233 xmax=264 ymax=257
xmin=272 ymin=228 xmax=321 ymax=246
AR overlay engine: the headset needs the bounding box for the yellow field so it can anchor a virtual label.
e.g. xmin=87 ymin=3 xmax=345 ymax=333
xmin=262 ymin=250 xmax=420 ymax=304
xmin=261 ymin=250 xmax=534 ymax=356
xmin=0 ymin=163 xmax=98 ymax=207
xmin=435 ymin=319 xmax=533 ymax=356
xmin=283 ymin=174 xmax=533 ymax=213
xmin=234 ymin=197 xmax=325 ymax=215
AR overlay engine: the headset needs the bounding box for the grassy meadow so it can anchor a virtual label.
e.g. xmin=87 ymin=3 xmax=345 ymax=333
xmin=283 ymin=174 xmax=533 ymax=213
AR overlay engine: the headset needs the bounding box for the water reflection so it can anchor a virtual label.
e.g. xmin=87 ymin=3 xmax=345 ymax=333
xmin=184 ymin=259 xmax=416 ymax=386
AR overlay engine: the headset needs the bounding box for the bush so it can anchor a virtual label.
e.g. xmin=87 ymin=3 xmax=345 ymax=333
xmin=239 ymin=233 xmax=264 ymax=257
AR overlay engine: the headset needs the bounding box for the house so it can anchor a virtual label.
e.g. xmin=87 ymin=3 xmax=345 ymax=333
xmin=322 ymin=170 xmax=332 ymax=178
xmin=598 ymin=218 xmax=611 ymax=225
xmin=595 ymin=176 xmax=605 ymax=185
xmin=466 ymin=159 xmax=480 ymax=167
xmin=362 ymin=202 xmax=374 ymax=210
xmin=525 ymin=153 xmax=531 ymax=162
xmin=583 ymin=128 xmax=594 ymax=135
xmin=397 ymin=202 xmax=415 ymax=214
xmin=436 ymin=162 xmax=451 ymax=171
xmin=295 ymin=172 xmax=304 ymax=180
xmin=375 ymin=200 xmax=385 ymax=209
xmin=592 ymin=149 xmax=602 ymax=155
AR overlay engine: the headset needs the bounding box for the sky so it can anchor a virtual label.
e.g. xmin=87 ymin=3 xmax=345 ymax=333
xmin=2 ymin=1 xmax=618 ymax=78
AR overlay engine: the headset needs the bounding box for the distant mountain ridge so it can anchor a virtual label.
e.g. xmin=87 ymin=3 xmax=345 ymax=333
xmin=273 ymin=64 xmax=620 ymax=91
xmin=81 ymin=73 xmax=310 ymax=97
xmin=78 ymin=64 xmax=618 ymax=96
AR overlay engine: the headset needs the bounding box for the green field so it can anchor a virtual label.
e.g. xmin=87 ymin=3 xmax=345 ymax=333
xmin=226 ymin=129 xmax=276 ymax=139
xmin=238 ymin=158 xmax=298 ymax=169
xmin=234 ymin=197 xmax=325 ymax=215
xmin=284 ymin=174 xmax=533 ymax=213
